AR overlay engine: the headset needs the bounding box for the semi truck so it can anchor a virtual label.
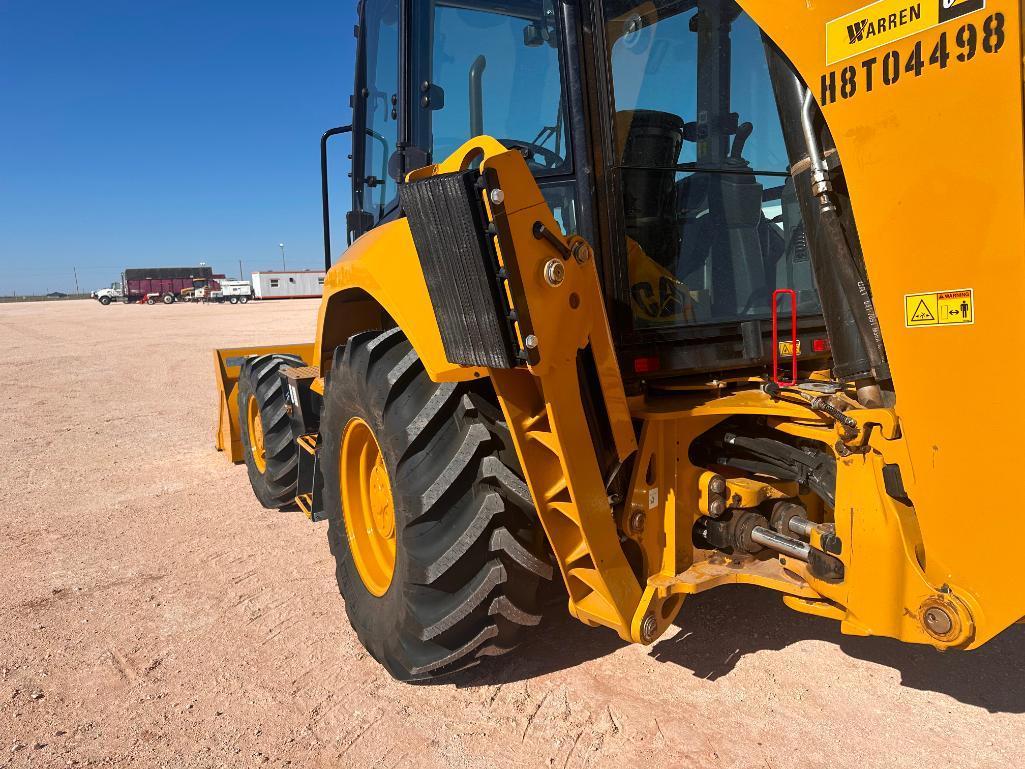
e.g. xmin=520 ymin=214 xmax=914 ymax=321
xmin=90 ymin=283 xmax=123 ymax=305
xmin=92 ymin=266 xmax=220 ymax=305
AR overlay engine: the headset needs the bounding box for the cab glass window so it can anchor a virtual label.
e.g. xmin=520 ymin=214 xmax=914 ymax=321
xmin=605 ymin=0 xmax=819 ymax=330
xmin=420 ymin=0 xmax=570 ymax=175
xmin=360 ymin=0 xmax=400 ymax=222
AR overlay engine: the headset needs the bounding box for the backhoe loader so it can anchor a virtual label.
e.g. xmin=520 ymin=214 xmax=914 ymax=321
xmin=214 ymin=0 xmax=1025 ymax=680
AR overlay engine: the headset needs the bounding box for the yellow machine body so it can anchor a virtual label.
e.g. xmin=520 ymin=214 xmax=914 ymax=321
xmin=216 ymin=0 xmax=1025 ymax=651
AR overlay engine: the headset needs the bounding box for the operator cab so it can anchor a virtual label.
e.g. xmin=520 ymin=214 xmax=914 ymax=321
xmin=341 ymin=0 xmax=829 ymax=384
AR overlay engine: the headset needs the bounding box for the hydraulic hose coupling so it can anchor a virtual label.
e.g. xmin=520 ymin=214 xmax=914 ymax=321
xmin=800 ymin=87 xmax=836 ymax=214
xmin=811 ymin=168 xmax=834 ymax=210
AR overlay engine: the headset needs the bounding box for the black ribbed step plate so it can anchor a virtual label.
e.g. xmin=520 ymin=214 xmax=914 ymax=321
xmin=400 ymin=170 xmax=516 ymax=369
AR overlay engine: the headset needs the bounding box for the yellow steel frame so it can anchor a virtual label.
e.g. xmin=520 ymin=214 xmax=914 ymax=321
xmin=389 ymin=138 xmax=982 ymax=649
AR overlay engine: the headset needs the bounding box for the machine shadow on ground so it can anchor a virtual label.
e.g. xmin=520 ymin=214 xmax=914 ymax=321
xmin=656 ymin=586 xmax=1025 ymax=714
xmin=452 ymin=585 xmax=1025 ymax=713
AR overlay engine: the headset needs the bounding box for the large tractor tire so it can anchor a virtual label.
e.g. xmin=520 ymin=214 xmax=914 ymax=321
xmin=238 ymin=353 xmax=303 ymax=508
xmin=321 ymin=328 xmax=553 ymax=681
xmin=162 ymin=293 xmax=174 ymax=305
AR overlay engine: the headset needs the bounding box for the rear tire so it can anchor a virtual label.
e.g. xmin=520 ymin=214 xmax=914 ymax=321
xmin=229 ymin=296 xmax=238 ymax=305
xmin=321 ymin=328 xmax=552 ymax=681
xmin=162 ymin=294 xmax=174 ymax=305
xmin=238 ymin=354 xmax=303 ymax=508
xmin=239 ymin=296 xmax=249 ymax=304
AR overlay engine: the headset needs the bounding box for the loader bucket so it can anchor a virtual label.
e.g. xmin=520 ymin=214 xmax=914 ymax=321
xmin=214 ymin=344 xmax=315 ymax=462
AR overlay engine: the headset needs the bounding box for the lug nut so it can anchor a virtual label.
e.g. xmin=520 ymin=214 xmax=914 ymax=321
xmin=489 ymin=188 xmax=505 ymax=205
xmin=543 ymin=258 xmax=565 ymax=287
xmin=708 ymin=475 xmax=727 ymax=495
xmin=708 ymin=497 xmax=726 ymax=518
xmin=523 ymin=334 xmax=538 ymax=350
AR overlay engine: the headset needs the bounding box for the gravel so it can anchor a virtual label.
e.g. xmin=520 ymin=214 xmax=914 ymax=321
xmin=1 ymin=298 xmax=1023 ymax=768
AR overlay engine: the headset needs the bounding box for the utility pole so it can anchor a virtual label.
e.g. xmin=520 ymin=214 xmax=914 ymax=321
xmin=239 ymin=259 xmax=244 ymax=281
xmin=279 ymin=243 xmax=286 ymax=271
xmin=73 ymin=267 xmax=80 ymax=295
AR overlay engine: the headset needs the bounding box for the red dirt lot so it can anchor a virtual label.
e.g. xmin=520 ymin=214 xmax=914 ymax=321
xmin=1 ymin=299 xmax=1023 ymax=769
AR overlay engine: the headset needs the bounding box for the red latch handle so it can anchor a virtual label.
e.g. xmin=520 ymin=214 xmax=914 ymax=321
xmin=772 ymin=288 xmax=798 ymax=386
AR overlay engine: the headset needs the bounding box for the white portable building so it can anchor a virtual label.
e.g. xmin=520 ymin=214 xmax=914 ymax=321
xmin=251 ymin=271 xmax=326 ymax=299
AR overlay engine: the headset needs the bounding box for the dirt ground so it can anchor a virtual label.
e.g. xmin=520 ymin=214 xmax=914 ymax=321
xmin=1 ymin=299 xmax=1023 ymax=769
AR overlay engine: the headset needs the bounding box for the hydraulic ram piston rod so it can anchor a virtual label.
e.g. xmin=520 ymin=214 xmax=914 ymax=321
xmin=751 ymin=526 xmax=811 ymax=561
xmin=787 ymin=517 xmax=814 ymax=538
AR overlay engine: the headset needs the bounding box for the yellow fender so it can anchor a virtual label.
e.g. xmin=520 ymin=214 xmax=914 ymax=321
xmin=312 ymin=219 xmax=482 ymax=383
xmin=313 ymin=137 xmax=515 ymax=382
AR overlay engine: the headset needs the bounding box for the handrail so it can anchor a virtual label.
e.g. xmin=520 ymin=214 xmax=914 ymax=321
xmin=320 ymin=125 xmax=353 ymax=271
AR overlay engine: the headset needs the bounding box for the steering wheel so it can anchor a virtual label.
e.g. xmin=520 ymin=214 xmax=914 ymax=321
xmin=496 ymin=138 xmax=565 ymax=171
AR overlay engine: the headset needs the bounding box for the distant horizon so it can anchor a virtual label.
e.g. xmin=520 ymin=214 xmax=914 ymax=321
xmin=0 ymin=1 xmax=357 ymax=295
xmin=0 ymin=260 xmax=329 ymax=297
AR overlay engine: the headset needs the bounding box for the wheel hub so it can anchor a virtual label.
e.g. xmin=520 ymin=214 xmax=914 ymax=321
xmin=247 ymin=396 xmax=267 ymax=473
xmin=340 ymin=417 xmax=396 ymax=596
xmin=369 ymin=462 xmax=395 ymax=539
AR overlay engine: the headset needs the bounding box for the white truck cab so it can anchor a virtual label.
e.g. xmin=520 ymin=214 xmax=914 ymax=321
xmin=91 ymin=284 xmax=124 ymax=306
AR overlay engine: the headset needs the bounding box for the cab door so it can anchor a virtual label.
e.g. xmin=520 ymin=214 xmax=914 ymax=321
xmin=352 ymin=0 xmax=401 ymax=234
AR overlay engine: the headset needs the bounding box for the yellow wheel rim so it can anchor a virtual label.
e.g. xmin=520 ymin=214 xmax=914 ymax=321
xmin=340 ymin=417 xmax=396 ymax=596
xmin=246 ymin=395 xmax=267 ymax=474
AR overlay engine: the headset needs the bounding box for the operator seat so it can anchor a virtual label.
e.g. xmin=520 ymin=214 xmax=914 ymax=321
xmin=674 ymin=123 xmax=777 ymax=319
xmin=615 ymin=109 xmax=685 ymax=273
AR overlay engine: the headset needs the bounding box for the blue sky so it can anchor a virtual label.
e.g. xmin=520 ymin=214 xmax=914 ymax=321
xmin=0 ymin=0 xmax=358 ymax=295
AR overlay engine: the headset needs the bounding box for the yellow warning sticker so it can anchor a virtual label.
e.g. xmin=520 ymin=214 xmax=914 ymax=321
xmin=826 ymin=0 xmax=986 ymax=65
xmin=778 ymin=340 xmax=802 ymax=356
xmin=904 ymin=288 xmax=974 ymax=327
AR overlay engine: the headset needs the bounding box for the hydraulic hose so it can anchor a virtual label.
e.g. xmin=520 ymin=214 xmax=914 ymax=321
xmin=799 ymin=88 xmax=888 ymax=380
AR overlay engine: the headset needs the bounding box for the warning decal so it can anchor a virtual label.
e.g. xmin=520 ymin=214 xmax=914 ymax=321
xmin=904 ymin=288 xmax=974 ymax=327
xmin=778 ymin=340 xmax=802 ymax=356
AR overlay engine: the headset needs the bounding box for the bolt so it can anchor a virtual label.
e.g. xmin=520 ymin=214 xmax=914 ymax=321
xmin=628 ymin=510 xmax=645 ymax=534
xmin=923 ymin=606 xmax=954 ymax=637
xmin=543 ymin=258 xmax=565 ymax=287
xmin=640 ymin=613 xmax=658 ymax=643
xmin=523 ymin=334 xmax=538 ymax=350
xmin=489 ymin=188 xmax=505 ymax=205
xmin=570 ymin=240 xmax=593 ymax=263
xmin=709 ymin=498 xmax=726 ymax=518
xmin=708 ymin=475 xmax=727 ymax=495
